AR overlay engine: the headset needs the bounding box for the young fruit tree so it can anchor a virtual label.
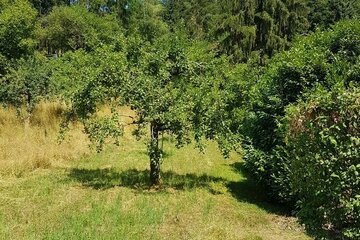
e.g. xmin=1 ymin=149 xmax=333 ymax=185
xmin=63 ymin=33 xmax=238 ymax=186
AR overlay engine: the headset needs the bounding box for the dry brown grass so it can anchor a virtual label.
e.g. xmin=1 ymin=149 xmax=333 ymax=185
xmin=0 ymin=102 xmax=90 ymax=177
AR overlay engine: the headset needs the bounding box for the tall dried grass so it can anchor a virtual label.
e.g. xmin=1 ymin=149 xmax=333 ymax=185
xmin=0 ymin=102 xmax=90 ymax=177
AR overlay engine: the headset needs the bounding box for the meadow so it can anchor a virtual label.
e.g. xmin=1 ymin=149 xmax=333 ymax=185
xmin=0 ymin=103 xmax=311 ymax=240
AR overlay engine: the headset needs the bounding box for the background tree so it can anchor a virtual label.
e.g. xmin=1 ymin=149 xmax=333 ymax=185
xmin=0 ymin=53 xmax=52 ymax=126
xmin=0 ymin=0 xmax=37 ymax=60
xmin=35 ymin=5 xmax=122 ymax=55
xmin=164 ymin=0 xmax=309 ymax=63
xmin=307 ymin=0 xmax=360 ymax=30
xmin=109 ymin=0 xmax=169 ymax=42
xmin=28 ymin=0 xmax=69 ymax=15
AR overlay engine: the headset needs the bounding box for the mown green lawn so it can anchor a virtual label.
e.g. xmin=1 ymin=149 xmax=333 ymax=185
xmin=0 ymin=132 xmax=311 ymax=240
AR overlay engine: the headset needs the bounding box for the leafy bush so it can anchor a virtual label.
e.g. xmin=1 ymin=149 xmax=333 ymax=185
xmin=242 ymin=19 xmax=360 ymax=189
xmin=243 ymin=20 xmax=360 ymax=151
xmin=267 ymin=146 xmax=296 ymax=204
xmin=284 ymin=87 xmax=360 ymax=239
xmin=243 ymin=142 xmax=296 ymax=204
xmin=243 ymin=142 xmax=269 ymax=182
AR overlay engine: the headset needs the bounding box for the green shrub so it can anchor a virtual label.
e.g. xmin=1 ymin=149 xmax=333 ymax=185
xmin=243 ymin=142 xmax=296 ymax=204
xmin=285 ymin=87 xmax=360 ymax=239
xmin=268 ymin=146 xmax=296 ymax=204
xmin=243 ymin=19 xmax=360 ymax=195
xmin=243 ymin=20 xmax=360 ymax=152
xmin=243 ymin=142 xmax=270 ymax=183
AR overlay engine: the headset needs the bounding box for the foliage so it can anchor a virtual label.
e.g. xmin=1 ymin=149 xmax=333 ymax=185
xmin=239 ymin=21 xmax=360 ymax=208
xmin=241 ymin=20 xmax=360 ymax=237
xmin=48 ymin=36 xmax=126 ymax=100
xmin=70 ymin=0 xmax=169 ymax=42
xmin=122 ymin=35 xmax=236 ymax=151
xmin=123 ymin=0 xmax=169 ymax=42
xmin=28 ymin=0 xmax=68 ymax=14
xmin=0 ymin=0 xmax=37 ymax=60
xmin=36 ymin=5 xmax=122 ymax=54
xmin=165 ymin=0 xmax=309 ymax=62
xmin=243 ymin=20 xmax=360 ymax=155
xmin=307 ymin=0 xmax=360 ymax=30
xmin=284 ymin=87 xmax=360 ymax=239
xmin=84 ymin=113 xmax=124 ymax=153
xmin=0 ymin=53 xmax=52 ymax=117
xmin=243 ymin=142 xmax=296 ymax=204
xmin=242 ymin=142 xmax=269 ymax=183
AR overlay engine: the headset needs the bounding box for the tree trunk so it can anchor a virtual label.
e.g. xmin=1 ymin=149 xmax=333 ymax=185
xmin=149 ymin=122 xmax=162 ymax=186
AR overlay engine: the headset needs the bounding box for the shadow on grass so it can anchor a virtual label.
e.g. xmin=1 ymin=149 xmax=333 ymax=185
xmin=69 ymin=168 xmax=225 ymax=191
xmin=227 ymin=162 xmax=292 ymax=215
xmin=68 ymin=162 xmax=291 ymax=215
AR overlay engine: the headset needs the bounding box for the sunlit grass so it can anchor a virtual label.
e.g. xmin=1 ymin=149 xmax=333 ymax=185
xmin=0 ymin=103 xmax=311 ymax=239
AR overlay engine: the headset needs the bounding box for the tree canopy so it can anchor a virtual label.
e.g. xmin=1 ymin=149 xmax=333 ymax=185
xmin=58 ymin=32 xmax=238 ymax=185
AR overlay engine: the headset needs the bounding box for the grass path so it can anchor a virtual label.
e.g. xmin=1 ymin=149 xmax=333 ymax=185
xmin=0 ymin=133 xmax=311 ymax=240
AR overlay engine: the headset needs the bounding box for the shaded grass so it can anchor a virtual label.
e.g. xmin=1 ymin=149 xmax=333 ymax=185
xmin=67 ymin=165 xmax=289 ymax=216
xmin=227 ymin=162 xmax=293 ymax=216
xmin=68 ymin=168 xmax=226 ymax=191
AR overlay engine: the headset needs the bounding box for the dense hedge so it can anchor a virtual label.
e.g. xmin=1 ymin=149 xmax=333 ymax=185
xmin=286 ymin=87 xmax=360 ymax=239
xmin=242 ymin=20 xmax=360 ymax=239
